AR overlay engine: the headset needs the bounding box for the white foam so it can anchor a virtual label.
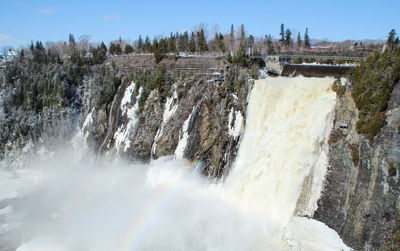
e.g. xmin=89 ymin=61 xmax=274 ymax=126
xmin=285 ymin=217 xmax=351 ymax=251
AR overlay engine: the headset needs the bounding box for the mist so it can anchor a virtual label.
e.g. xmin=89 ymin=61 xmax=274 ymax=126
xmin=0 ymin=140 xmax=271 ymax=251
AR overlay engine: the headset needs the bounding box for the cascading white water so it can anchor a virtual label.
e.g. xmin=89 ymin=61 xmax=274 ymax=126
xmin=225 ymin=76 xmax=340 ymax=249
xmin=0 ymin=76 xmax=351 ymax=251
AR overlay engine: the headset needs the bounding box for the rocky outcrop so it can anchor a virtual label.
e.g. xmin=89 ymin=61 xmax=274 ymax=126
xmin=81 ymin=67 xmax=251 ymax=178
xmin=314 ymin=83 xmax=400 ymax=250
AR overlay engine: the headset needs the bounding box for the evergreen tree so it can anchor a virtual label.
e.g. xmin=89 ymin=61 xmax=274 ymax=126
xmin=124 ymin=44 xmax=133 ymax=54
xmin=20 ymin=49 xmax=24 ymax=57
xmin=152 ymin=38 xmax=163 ymax=63
xmin=297 ymin=32 xmax=302 ymax=48
xmin=234 ymin=43 xmax=248 ymax=67
xmin=240 ymin=24 xmax=245 ymax=44
xmin=115 ymin=44 xmax=122 ymax=55
xmin=387 ymin=29 xmax=399 ymax=50
xmin=177 ymin=33 xmax=186 ymax=52
xmin=279 ymin=23 xmax=285 ymax=44
xmin=68 ymin=33 xmax=76 ymax=47
xmin=144 ymin=36 xmax=151 ymax=52
xmin=230 ymin=24 xmax=235 ymax=53
xmin=159 ymin=38 xmax=168 ymax=56
xmin=137 ymin=35 xmax=144 ymax=52
xmin=183 ymin=31 xmax=189 ymax=51
xmin=109 ymin=43 xmax=116 ymax=55
xmin=198 ymin=29 xmax=208 ymax=52
xmin=284 ymin=29 xmax=292 ymax=46
xmin=189 ymin=32 xmax=196 ymax=53
xmin=304 ymin=28 xmax=310 ymax=48
xmin=247 ymin=35 xmax=254 ymax=55
xmin=168 ymin=33 xmax=177 ymax=53
xmin=100 ymin=42 xmax=107 ymax=54
xmin=218 ymin=33 xmax=226 ymax=53
xmin=266 ymin=34 xmax=275 ymax=54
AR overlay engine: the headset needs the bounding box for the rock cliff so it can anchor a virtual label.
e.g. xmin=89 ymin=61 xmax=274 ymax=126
xmin=314 ymin=82 xmax=400 ymax=250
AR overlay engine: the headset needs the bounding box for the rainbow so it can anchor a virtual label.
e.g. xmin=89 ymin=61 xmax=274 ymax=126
xmin=119 ymin=160 xmax=201 ymax=251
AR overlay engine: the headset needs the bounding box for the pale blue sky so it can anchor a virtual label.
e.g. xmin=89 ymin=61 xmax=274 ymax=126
xmin=1 ymin=0 xmax=399 ymax=48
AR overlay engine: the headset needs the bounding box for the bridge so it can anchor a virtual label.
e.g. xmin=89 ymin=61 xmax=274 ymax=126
xmin=251 ymin=54 xmax=363 ymax=77
xmin=251 ymin=54 xmax=366 ymax=64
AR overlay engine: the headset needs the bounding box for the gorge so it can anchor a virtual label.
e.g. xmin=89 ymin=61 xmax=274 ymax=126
xmin=0 ymin=52 xmax=399 ymax=250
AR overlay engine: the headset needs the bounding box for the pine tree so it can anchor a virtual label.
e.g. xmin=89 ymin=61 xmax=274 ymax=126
xmin=184 ymin=31 xmax=189 ymax=51
xmin=230 ymin=24 xmax=235 ymax=53
xmin=247 ymin=35 xmax=254 ymax=55
xmin=304 ymin=28 xmax=310 ymax=48
xmin=137 ymin=35 xmax=144 ymax=52
xmin=387 ymin=29 xmax=399 ymax=50
xmin=189 ymin=32 xmax=196 ymax=53
xmin=68 ymin=33 xmax=76 ymax=47
xmin=240 ymin=24 xmax=245 ymax=44
xmin=198 ymin=29 xmax=208 ymax=52
xmin=284 ymin=29 xmax=292 ymax=46
xmin=144 ymin=36 xmax=151 ymax=52
xmin=234 ymin=43 xmax=248 ymax=67
xmin=30 ymin=41 xmax=34 ymax=52
xmin=279 ymin=23 xmax=285 ymax=44
xmin=100 ymin=42 xmax=107 ymax=54
xmin=109 ymin=43 xmax=116 ymax=55
xmin=266 ymin=34 xmax=274 ymax=54
xmin=177 ymin=33 xmax=186 ymax=52
xmin=218 ymin=33 xmax=226 ymax=53
xmin=159 ymin=38 xmax=168 ymax=56
xmin=152 ymin=38 xmax=163 ymax=63
xmin=124 ymin=44 xmax=133 ymax=54
xmin=297 ymin=32 xmax=302 ymax=48
xmin=168 ymin=33 xmax=177 ymax=53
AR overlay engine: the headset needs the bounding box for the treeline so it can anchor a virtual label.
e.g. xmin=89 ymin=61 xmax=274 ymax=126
xmin=349 ymin=29 xmax=400 ymax=142
xmin=278 ymin=23 xmax=311 ymax=49
xmin=9 ymin=24 xmax=317 ymax=66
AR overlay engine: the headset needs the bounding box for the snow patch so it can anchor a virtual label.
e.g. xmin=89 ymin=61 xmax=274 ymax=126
xmin=114 ymin=86 xmax=143 ymax=153
xmin=228 ymin=108 xmax=243 ymax=138
xmin=120 ymin=81 xmax=136 ymax=116
xmin=174 ymin=108 xmax=195 ymax=159
xmin=81 ymin=107 xmax=94 ymax=138
xmin=152 ymin=90 xmax=179 ymax=156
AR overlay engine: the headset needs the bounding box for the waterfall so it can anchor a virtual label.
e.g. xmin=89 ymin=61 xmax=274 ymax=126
xmin=3 ymin=76 xmax=351 ymax=251
xmin=225 ymin=76 xmax=340 ymax=249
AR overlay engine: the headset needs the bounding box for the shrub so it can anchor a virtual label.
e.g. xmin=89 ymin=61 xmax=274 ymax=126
xmin=331 ymin=78 xmax=346 ymax=97
xmin=350 ymin=48 xmax=400 ymax=142
xmin=351 ymin=144 xmax=359 ymax=166
xmin=389 ymin=161 xmax=396 ymax=176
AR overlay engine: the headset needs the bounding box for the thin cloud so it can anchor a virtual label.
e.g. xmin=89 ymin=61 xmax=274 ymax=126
xmin=0 ymin=33 xmax=28 ymax=47
xmin=0 ymin=33 xmax=13 ymax=41
xmin=104 ymin=12 xmax=120 ymax=21
xmin=35 ymin=7 xmax=57 ymax=15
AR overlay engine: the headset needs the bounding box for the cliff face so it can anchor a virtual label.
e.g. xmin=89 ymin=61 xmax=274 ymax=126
xmin=0 ymin=57 xmax=251 ymax=178
xmin=314 ymin=82 xmax=400 ymax=250
xmin=80 ymin=66 xmax=251 ymax=178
